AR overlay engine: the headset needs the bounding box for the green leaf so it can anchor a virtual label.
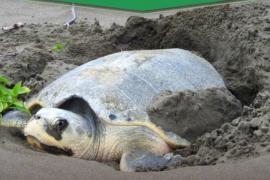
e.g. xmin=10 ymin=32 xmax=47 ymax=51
xmin=0 ymin=84 xmax=11 ymax=95
xmin=52 ymin=42 xmax=64 ymax=52
xmin=19 ymin=86 xmax=30 ymax=94
xmin=13 ymin=82 xmax=30 ymax=95
xmin=11 ymin=81 xmax=22 ymax=95
xmin=0 ymin=102 xmax=4 ymax=113
xmin=0 ymin=75 xmax=10 ymax=85
xmin=11 ymin=105 xmax=30 ymax=115
xmin=0 ymin=75 xmax=31 ymax=116
xmin=2 ymin=102 xmax=8 ymax=110
xmin=13 ymin=101 xmax=25 ymax=108
xmin=0 ymin=95 xmax=13 ymax=103
xmin=0 ymin=102 xmax=9 ymax=113
xmin=11 ymin=81 xmax=30 ymax=95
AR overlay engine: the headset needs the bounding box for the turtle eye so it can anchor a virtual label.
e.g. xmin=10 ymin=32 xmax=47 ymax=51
xmin=55 ymin=119 xmax=68 ymax=132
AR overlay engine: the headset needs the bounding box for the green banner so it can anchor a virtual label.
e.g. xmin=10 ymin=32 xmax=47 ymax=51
xmin=46 ymin=0 xmax=235 ymax=11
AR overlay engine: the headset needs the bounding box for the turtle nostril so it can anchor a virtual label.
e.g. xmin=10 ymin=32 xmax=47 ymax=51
xmin=33 ymin=115 xmax=41 ymax=120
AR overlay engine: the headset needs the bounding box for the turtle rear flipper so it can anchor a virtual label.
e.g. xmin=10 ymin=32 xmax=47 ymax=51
xmin=120 ymin=150 xmax=182 ymax=172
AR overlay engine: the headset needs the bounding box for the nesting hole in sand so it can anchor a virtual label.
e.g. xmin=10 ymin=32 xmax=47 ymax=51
xmin=117 ymin=15 xmax=263 ymax=106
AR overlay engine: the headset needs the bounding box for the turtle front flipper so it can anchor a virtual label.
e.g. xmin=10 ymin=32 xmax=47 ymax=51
xmin=1 ymin=110 xmax=30 ymax=133
xmin=120 ymin=150 xmax=182 ymax=172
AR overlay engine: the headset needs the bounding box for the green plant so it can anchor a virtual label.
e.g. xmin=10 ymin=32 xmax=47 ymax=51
xmin=52 ymin=42 xmax=64 ymax=52
xmin=0 ymin=75 xmax=30 ymax=117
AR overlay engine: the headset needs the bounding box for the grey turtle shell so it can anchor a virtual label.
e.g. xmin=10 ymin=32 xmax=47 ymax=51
xmin=28 ymin=49 xmax=225 ymax=147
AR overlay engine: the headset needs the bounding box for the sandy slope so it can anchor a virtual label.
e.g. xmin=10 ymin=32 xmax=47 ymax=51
xmin=1 ymin=147 xmax=270 ymax=180
xmin=0 ymin=128 xmax=269 ymax=180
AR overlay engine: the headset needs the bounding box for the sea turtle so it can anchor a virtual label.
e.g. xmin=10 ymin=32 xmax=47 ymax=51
xmin=2 ymin=49 xmax=225 ymax=172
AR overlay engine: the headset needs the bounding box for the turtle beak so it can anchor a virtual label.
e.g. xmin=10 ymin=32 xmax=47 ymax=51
xmin=26 ymin=135 xmax=73 ymax=156
xmin=26 ymin=135 xmax=44 ymax=151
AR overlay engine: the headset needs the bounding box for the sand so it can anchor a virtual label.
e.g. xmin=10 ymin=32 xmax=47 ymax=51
xmin=0 ymin=0 xmax=270 ymax=179
xmin=1 ymin=128 xmax=270 ymax=180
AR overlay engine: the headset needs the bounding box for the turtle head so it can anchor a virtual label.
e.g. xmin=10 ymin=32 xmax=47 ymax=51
xmin=24 ymin=108 xmax=95 ymax=158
